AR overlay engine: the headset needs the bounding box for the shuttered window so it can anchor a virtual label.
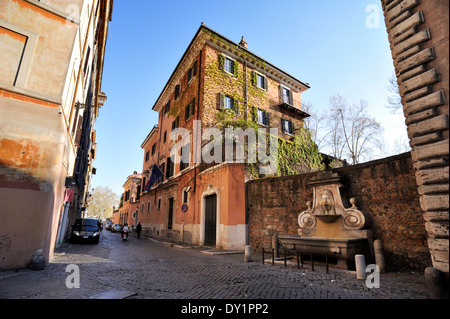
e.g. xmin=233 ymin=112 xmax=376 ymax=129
xmin=185 ymin=98 xmax=195 ymax=121
xmin=281 ymin=118 xmax=294 ymax=135
xmin=219 ymin=54 xmax=238 ymax=77
xmin=252 ymin=71 xmax=268 ymax=90
xmin=256 ymin=108 xmax=270 ymax=126
xmin=218 ymin=93 xmax=239 ymax=115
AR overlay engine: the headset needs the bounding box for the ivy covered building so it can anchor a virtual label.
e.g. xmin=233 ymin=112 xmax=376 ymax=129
xmin=135 ymin=23 xmax=321 ymax=249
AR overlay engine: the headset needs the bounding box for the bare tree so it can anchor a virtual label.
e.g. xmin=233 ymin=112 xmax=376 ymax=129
xmin=86 ymin=186 xmax=119 ymax=219
xmin=386 ymin=74 xmax=403 ymax=113
xmin=302 ymin=101 xmax=328 ymax=150
xmin=326 ymin=94 xmax=384 ymax=165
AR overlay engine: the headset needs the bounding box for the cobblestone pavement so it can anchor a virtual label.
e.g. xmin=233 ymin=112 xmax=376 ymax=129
xmin=0 ymin=230 xmax=429 ymax=301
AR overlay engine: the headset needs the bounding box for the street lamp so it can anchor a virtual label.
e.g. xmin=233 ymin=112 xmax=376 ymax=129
xmin=97 ymin=92 xmax=107 ymax=107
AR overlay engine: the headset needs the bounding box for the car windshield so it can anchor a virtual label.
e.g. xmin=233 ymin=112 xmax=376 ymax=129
xmin=73 ymin=219 xmax=99 ymax=231
xmin=81 ymin=219 xmax=98 ymax=226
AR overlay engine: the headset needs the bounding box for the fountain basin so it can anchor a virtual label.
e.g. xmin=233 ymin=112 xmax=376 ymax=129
xmin=279 ymin=236 xmax=367 ymax=261
xmin=315 ymin=214 xmax=340 ymax=223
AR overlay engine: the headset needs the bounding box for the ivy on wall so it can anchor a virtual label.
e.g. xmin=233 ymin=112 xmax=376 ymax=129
xmin=161 ymin=33 xmax=324 ymax=180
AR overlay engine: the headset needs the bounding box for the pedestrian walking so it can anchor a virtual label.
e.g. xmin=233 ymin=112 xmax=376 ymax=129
xmin=136 ymin=222 xmax=142 ymax=239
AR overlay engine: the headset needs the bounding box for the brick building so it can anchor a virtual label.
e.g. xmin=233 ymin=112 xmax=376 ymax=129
xmin=134 ymin=24 xmax=311 ymax=249
xmin=0 ymin=0 xmax=112 ymax=269
xmin=115 ymin=171 xmax=141 ymax=226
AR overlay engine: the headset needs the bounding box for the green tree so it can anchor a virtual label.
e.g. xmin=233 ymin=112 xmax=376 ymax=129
xmin=86 ymin=186 xmax=119 ymax=219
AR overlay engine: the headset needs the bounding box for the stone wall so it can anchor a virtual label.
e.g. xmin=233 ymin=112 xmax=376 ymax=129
xmin=247 ymin=152 xmax=433 ymax=271
xmin=381 ymin=0 xmax=449 ymax=275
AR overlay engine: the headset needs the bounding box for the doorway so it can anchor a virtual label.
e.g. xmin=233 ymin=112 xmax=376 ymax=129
xmin=204 ymin=194 xmax=217 ymax=246
xmin=168 ymin=197 xmax=174 ymax=230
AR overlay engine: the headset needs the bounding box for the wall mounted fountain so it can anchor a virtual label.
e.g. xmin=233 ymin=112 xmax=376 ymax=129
xmin=279 ymin=171 xmax=374 ymax=269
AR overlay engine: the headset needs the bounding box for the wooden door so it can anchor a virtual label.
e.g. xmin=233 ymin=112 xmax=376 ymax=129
xmin=204 ymin=194 xmax=217 ymax=246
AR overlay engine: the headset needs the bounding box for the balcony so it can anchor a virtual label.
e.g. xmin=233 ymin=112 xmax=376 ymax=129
xmin=275 ymin=96 xmax=310 ymax=119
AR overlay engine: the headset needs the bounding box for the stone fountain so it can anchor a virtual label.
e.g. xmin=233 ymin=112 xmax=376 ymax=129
xmin=279 ymin=171 xmax=373 ymax=269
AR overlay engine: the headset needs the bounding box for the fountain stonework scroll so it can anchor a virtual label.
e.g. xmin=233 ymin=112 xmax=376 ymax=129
xmin=280 ymin=171 xmax=373 ymax=268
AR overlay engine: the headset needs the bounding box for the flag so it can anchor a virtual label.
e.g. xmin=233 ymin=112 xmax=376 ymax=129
xmin=145 ymin=165 xmax=164 ymax=191
xmin=64 ymin=188 xmax=74 ymax=203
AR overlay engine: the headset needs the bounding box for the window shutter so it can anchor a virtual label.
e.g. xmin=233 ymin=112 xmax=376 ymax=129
xmin=263 ymin=76 xmax=268 ymax=90
xmin=218 ymin=93 xmax=225 ymax=110
xmin=281 ymin=118 xmax=286 ymax=133
xmin=190 ymin=98 xmax=195 ymax=117
xmin=185 ymin=104 xmax=190 ymax=121
xmin=288 ymin=90 xmax=293 ymax=105
xmin=289 ymin=120 xmax=294 ymax=134
xmin=264 ymin=111 xmax=270 ymax=126
xmin=219 ymin=55 xmax=225 ymax=71
xmin=251 ymin=71 xmax=257 ymax=86
xmin=233 ymin=60 xmax=239 ymax=77
xmin=252 ymin=107 xmax=257 ymax=122
xmin=233 ymin=98 xmax=239 ymax=115
xmin=75 ymin=115 xmax=83 ymax=146
xmin=193 ymin=60 xmax=197 ymax=77
xmin=279 ymin=85 xmax=284 ymax=104
xmin=175 ymin=85 xmax=180 ymax=100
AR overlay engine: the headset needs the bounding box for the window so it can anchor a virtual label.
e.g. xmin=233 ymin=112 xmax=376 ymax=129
xmin=257 ymin=108 xmax=270 ymax=126
xmin=280 ymin=86 xmax=293 ymax=105
xmin=159 ymin=162 xmax=165 ymax=182
xmin=166 ymin=156 xmax=174 ymax=179
xmin=172 ymin=116 xmax=180 ymax=130
xmin=141 ymin=203 xmax=144 ymax=213
xmin=218 ymin=93 xmax=239 ymax=114
xmin=145 ymin=151 xmax=149 ymax=162
xmin=185 ymin=98 xmax=195 ymax=121
xmin=151 ymin=143 xmax=156 ymax=155
xmin=147 ymin=201 xmax=151 ymax=212
xmin=187 ymin=60 xmax=197 ymax=83
xmin=163 ymin=130 xmax=167 ymax=143
xmin=180 ymin=143 xmax=190 ymax=171
xmin=164 ymin=100 xmax=171 ymax=115
xmin=281 ymin=118 xmax=294 ymax=135
xmin=219 ymin=54 xmax=238 ymax=77
xmin=157 ymin=197 xmax=162 ymax=210
xmin=183 ymin=189 xmax=189 ymax=204
xmin=224 ymin=58 xmax=233 ymax=74
xmin=252 ymin=71 xmax=268 ymax=90
xmin=174 ymin=85 xmax=180 ymax=100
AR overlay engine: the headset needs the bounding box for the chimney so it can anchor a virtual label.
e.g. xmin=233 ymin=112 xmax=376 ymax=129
xmin=239 ymin=36 xmax=248 ymax=49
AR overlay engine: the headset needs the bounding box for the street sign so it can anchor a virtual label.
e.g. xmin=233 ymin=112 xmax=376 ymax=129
xmin=181 ymin=204 xmax=188 ymax=213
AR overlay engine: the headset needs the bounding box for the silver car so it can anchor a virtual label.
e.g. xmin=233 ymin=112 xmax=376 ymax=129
xmin=111 ymin=223 xmax=122 ymax=233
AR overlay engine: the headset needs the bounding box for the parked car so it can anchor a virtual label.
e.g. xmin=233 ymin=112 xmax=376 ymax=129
xmin=105 ymin=220 xmax=114 ymax=231
xmin=111 ymin=223 xmax=122 ymax=233
xmin=69 ymin=218 xmax=101 ymax=244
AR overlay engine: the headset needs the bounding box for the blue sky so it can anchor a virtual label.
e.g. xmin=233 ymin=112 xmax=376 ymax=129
xmin=91 ymin=0 xmax=408 ymax=197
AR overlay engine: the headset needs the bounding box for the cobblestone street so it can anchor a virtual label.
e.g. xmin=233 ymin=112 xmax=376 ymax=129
xmin=0 ymin=229 xmax=430 ymax=302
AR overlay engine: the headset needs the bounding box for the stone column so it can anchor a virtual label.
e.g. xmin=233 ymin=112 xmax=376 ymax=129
xmin=381 ymin=0 xmax=449 ymax=297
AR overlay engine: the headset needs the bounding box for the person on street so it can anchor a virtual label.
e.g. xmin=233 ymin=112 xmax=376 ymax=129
xmin=136 ymin=222 xmax=142 ymax=239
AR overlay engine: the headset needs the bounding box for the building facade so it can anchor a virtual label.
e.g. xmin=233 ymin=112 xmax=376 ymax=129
xmin=135 ymin=24 xmax=311 ymax=249
xmin=116 ymin=171 xmax=142 ymax=227
xmin=0 ymin=0 xmax=113 ymax=269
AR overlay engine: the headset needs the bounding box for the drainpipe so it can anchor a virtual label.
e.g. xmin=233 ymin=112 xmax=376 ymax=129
xmin=244 ymin=62 xmax=248 ymax=121
xmin=193 ymin=49 xmax=203 ymax=195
